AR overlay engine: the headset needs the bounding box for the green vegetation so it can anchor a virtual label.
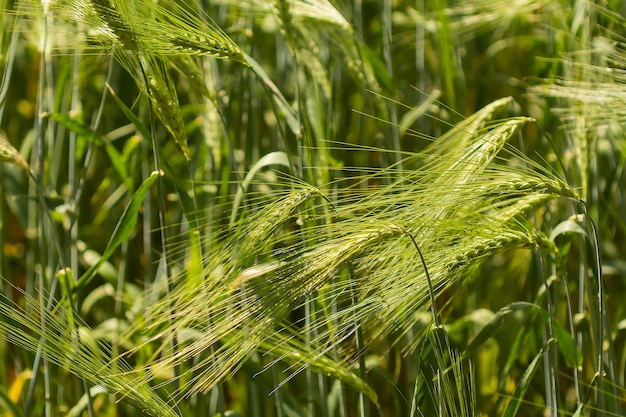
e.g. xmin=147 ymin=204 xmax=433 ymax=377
xmin=1 ymin=0 xmax=625 ymax=416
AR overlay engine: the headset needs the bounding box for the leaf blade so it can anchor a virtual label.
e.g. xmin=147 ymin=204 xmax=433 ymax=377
xmin=75 ymin=170 xmax=161 ymax=291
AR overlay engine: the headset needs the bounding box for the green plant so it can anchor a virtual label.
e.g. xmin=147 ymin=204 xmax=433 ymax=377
xmin=0 ymin=1 xmax=624 ymax=416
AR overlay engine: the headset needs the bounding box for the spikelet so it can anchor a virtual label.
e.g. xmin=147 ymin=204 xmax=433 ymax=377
xmin=50 ymin=0 xmax=246 ymax=62
xmin=170 ymin=55 xmax=212 ymax=100
xmin=435 ymin=117 xmax=531 ymax=186
xmin=163 ymin=29 xmax=243 ymax=61
xmin=0 ymin=131 xmax=29 ymax=171
xmin=298 ymin=42 xmax=332 ymax=98
xmin=480 ymin=174 xmax=579 ymax=201
xmin=154 ymin=0 xmax=246 ymax=63
xmin=132 ymin=220 xmax=403 ymax=400
xmin=445 ymin=230 xmax=537 ymax=273
xmin=423 ymin=96 xmax=515 ymax=162
xmin=188 ymin=222 xmax=403 ymax=397
xmin=463 ymin=167 xmax=582 ymax=221
xmin=88 ymin=0 xmax=139 ymax=50
xmin=46 ymin=0 xmax=251 ymax=159
xmin=142 ymin=58 xmax=190 ymax=160
xmin=238 ymin=186 xmax=319 ymax=252
xmin=0 ymin=289 xmax=179 ymax=417
xmin=291 ymin=0 xmax=352 ymax=31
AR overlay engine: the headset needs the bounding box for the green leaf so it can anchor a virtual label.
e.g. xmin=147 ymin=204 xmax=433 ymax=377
xmin=244 ymin=52 xmax=301 ymax=137
xmin=502 ymin=340 xmax=554 ymax=417
xmin=106 ymin=83 xmax=152 ymax=141
xmin=213 ymin=412 xmax=244 ymax=417
xmin=572 ymin=372 xmax=601 ymax=417
xmin=464 ymin=301 xmax=582 ymax=368
xmin=42 ymin=112 xmax=132 ymax=189
xmin=360 ymin=43 xmax=393 ymax=92
xmin=229 ymin=151 xmax=292 ymax=227
xmin=80 ymin=283 xmax=114 ymax=316
xmin=65 ymin=385 xmax=107 ymax=417
xmin=532 ymin=307 xmax=582 ymax=368
xmin=464 ymin=302 xmax=534 ymax=358
xmin=399 ymin=89 xmax=441 ymax=137
xmin=549 ymin=219 xmax=588 ymax=242
xmin=75 ymin=171 xmax=161 ymax=292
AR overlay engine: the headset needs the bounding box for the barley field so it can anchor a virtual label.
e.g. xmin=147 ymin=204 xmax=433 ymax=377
xmin=0 ymin=1 xmax=625 ymax=416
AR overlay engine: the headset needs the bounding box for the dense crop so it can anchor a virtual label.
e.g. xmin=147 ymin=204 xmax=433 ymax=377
xmin=0 ymin=1 xmax=625 ymax=416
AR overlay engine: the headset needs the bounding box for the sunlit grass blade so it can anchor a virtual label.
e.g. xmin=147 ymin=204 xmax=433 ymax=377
xmin=75 ymin=170 xmax=161 ymax=291
xmin=502 ymin=340 xmax=555 ymax=417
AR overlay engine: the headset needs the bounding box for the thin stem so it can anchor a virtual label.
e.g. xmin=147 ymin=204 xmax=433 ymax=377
xmin=536 ymin=249 xmax=558 ymax=417
xmin=139 ymin=57 xmax=180 ymax=393
xmin=271 ymin=362 xmax=284 ymax=417
xmin=580 ymin=201 xmax=615 ymax=410
xmin=402 ymin=228 xmax=440 ymax=327
xmin=348 ymin=263 xmax=369 ymax=417
xmin=26 ymin=10 xmax=53 ymax=416
xmin=380 ymin=0 xmax=402 ymax=175
xmin=0 ymin=10 xmax=19 ymax=120
xmin=555 ymin=254 xmax=581 ymax=406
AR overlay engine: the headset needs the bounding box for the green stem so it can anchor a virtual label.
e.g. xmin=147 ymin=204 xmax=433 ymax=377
xmin=140 ymin=58 xmax=180 ymax=393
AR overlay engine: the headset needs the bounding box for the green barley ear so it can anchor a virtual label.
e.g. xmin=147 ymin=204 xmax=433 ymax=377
xmin=141 ymin=55 xmax=190 ymax=160
xmin=0 ymin=130 xmax=29 ymax=170
xmin=423 ymin=96 xmax=516 ymax=162
xmin=48 ymin=0 xmax=246 ymax=63
xmin=43 ymin=0 xmax=251 ymax=159
xmin=426 ymin=326 xmax=476 ymax=417
xmin=108 ymin=51 xmax=191 ymax=160
xmin=0 ymin=288 xmax=180 ymax=417
xmin=153 ymin=0 xmax=246 ymax=63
